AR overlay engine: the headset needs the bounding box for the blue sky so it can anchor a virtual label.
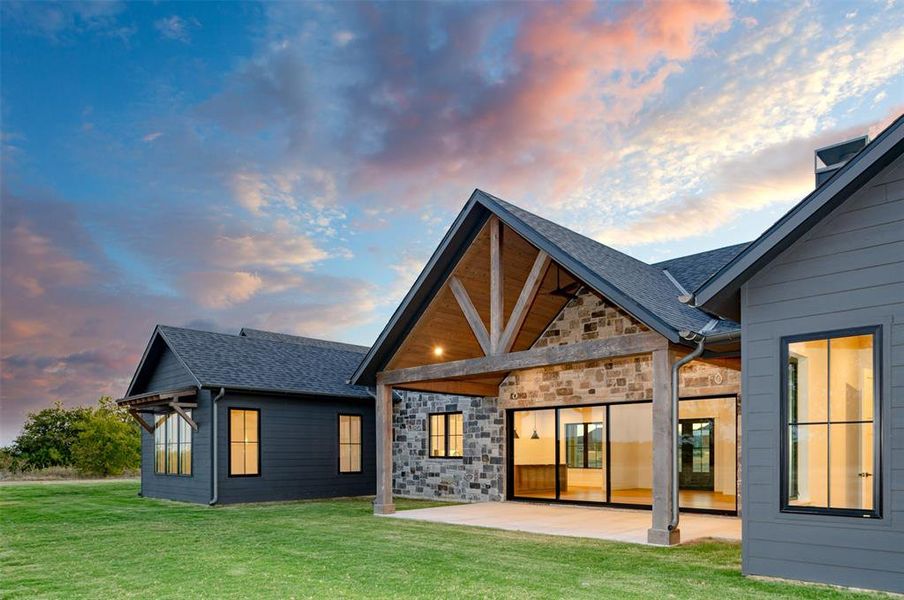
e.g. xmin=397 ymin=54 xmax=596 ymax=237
xmin=1 ymin=0 xmax=902 ymax=443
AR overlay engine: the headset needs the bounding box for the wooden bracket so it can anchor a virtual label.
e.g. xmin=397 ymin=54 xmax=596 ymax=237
xmin=169 ymin=402 xmax=199 ymax=431
xmin=128 ymin=409 xmax=155 ymax=434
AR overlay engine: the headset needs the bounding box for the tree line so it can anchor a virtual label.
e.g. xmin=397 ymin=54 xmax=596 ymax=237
xmin=1 ymin=397 xmax=140 ymax=477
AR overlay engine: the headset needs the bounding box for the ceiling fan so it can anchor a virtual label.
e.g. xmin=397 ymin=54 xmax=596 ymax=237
xmin=549 ymin=265 xmax=581 ymax=299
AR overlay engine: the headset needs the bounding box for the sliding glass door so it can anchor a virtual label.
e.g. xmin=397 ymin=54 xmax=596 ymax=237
xmin=512 ymin=409 xmax=557 ymax=499
xmin=559 ymin=406 xmax=606 ymax=503
xmin=609 ymin=403 xmax=653 ymax=506
xmin=509 ymin=397 xmax=738 ymax=513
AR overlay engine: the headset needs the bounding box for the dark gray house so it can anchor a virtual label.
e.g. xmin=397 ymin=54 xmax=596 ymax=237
xmin=117 ymin=326 xmax=375 ymax=504
xmin=692 ymin=114 xmax=904 ymax=592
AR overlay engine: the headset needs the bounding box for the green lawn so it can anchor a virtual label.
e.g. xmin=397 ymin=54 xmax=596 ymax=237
xmin=0 ymin=482 xmax=882 ymax=599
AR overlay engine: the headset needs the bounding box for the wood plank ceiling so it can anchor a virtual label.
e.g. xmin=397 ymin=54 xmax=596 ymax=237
xmin=386 ymin=220 xmax=580 ymax=395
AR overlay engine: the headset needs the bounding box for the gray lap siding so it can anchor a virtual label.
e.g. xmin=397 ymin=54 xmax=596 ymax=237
xmin=741 ymin=153 xmax=904 ymax=593
xmin=140 ymin=388 xmax=212 ymax=504
xmin=216 ymin=392 xmax=375 ymax=504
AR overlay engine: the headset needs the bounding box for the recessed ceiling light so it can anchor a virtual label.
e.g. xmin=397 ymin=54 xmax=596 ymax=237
xmin=433 ymin=346 xmax=444 ymax=357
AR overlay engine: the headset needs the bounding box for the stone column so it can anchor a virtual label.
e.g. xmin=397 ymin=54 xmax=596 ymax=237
xmin=373 ymin=382 xmax=395 ymax=515
xmin=648 ymin=348 xmax=679 ymax=545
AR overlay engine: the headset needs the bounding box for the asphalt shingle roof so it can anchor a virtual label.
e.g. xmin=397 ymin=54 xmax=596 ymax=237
xmin=654 ymin=242 xmax=751 ymax=293
xmin=238 ymin=328 xmax=370 ymax=353
xmin=157 ymin=326 xmax=372 ymax=399
xmin=484 ymin=192 xmax=742 ymax=334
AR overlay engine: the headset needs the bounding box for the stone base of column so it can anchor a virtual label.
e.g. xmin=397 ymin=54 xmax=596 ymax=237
xmin=647 ymin=527 xmax=680 ymax=546
xmin=373 ymin=502 xmax=396 ymax=515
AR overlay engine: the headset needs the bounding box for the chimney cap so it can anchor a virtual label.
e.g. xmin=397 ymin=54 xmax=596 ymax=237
xmin=815 ymin=135 xmax=870 ymax=171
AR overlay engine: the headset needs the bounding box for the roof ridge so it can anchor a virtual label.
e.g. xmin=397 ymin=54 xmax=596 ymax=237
xmin=238 ymin=327 xmax=370 ymax=353
xmin=477 ymin=189 xmax=664 ymax=274
xmin=653 ymin=242 xmax=751 ymax=268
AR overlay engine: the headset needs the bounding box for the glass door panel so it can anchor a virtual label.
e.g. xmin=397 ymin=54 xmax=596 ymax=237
xmin=609 ymin=403 xmax=653 ymax=505
xmin=558 ymin=406 xmax=606 ymax=503
xmin=679 ymin=397 xmax=737 ymax=511
xmin=512 ymin=409 xmax=557 ymax=499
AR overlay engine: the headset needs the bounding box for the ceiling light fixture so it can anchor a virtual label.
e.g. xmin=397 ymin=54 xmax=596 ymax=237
xmin=433 ymin=346 xmax=444 ymax=357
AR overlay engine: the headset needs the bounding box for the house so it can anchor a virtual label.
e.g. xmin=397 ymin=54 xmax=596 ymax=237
xmin=691 ymin=115 xmax=904 ymax=592
xmin=353 ymin=114 xmax=904 ymax=593
xmin=117 ymin=325 xmax=375 ymax=504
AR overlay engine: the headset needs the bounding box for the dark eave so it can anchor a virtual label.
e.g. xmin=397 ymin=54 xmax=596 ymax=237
xmin=692 ymin=113 xmax=904 ymax=315
xmin=116 ymin=386 xmax=198 ymax=408
xmin=350 ymin=192 xmax=490 ymax=386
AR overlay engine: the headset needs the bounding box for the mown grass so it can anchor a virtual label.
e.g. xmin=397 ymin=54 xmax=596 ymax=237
xmin=0 ymin=482 xmax=884 ymax=599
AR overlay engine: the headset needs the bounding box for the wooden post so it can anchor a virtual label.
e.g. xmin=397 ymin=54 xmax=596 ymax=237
xmin=373 ymin=381 xmax=395 ymax=515
xmin=489 ymin=216 xmax=503 ymax=354
xmin=648 ymin=348 xmax=679 ymax=545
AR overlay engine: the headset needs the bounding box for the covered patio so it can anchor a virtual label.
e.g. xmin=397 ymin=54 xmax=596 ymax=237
xmin=388 ymin=501 xmax=741 ymax=545
xmin=352 ymin=196 xmax=743 ymax=546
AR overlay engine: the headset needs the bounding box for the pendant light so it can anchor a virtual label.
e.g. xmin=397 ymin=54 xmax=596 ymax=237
xmin=530 ymin=412 xmax=540 ymax=439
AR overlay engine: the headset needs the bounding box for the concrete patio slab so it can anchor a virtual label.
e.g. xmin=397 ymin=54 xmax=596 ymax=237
xmin=387 ymin=501 xmax=740 ymax=545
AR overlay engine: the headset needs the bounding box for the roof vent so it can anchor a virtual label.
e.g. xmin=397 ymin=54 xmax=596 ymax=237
xmin=815 ymin=135 xmax=869 ymax=187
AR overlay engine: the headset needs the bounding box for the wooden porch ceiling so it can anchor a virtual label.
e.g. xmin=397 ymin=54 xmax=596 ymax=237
xmin=385 ymin=220 xmax=588 ymax=395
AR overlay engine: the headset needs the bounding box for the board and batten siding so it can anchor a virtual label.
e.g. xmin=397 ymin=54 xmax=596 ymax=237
xmin=136 ymin=345 xmax=212 ymax=504
xmin=216 ymin=392 xmax=375 ymax=504
xmin=741 ymin=152 xmax=904 ymax=592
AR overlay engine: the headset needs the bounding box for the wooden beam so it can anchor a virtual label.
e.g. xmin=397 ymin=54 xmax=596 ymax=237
xmin=498 ymin=250 xmax=550 ymax=354
xmin=169 ymin=402 xmax=198 ymax=431
xmin=489 ymin=216 xmax=503 ymax=354
xmin=379 ymin=331 xmax=665 ymax=385
xmin=128 ymin=409 xmax=155 ymax=434
xmin=374 ymin=383 xmax=395 ymax=514
xmin=395 ymin=380 xmax=499 ymax=397
xmin=116 ymin=386 xmax=197 ymax=407
xmin=448 ymin=276 xmax=492 ymax=356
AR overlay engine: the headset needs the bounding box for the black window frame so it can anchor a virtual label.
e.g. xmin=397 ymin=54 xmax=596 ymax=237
xmin=428 ymin=412 xmax=463 ymax=459
xmin=337 ymin=413 xmax=363 ymax=474
xmin=153 ymin=410 xmax=193 ymax=477
xmin=228 ymin=407 xmax=261 ymax=478
xmin=564 ymin=421 xmax=604 ymax=469
xmin=779 ymin=325 xmax=882 ymax=519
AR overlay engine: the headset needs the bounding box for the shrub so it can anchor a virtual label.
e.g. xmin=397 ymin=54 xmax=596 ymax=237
xmin=0 ymin=446 xmax=23 ymax=474
xmin=10 ymin=402 xmax=91 ymax=470
xmin=71 ymin=397 xmax=140 ymax=477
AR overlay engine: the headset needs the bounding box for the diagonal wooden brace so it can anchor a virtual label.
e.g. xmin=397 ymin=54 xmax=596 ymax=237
xmin=128 ymin=409 xmax=155 ymax=434
xmin=169 ymin=402 xmax=198 ymax=431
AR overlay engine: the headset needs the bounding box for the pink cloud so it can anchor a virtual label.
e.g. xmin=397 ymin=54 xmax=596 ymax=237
xmin=343 ymin=1 xmax=731 ymax=205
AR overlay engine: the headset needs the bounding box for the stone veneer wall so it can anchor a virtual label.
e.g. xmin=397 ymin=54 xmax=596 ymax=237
xmin=391 ymin=289 xmax=741 ymax=504
xmin=392 ymin=392 xmax=504 ymax=502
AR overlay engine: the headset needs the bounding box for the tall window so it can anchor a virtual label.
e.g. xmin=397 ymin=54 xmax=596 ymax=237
xmin=339 ymin=414 xmax=362 ymax=473
xmin=429 ymin=412 xmax=463 ymax=458
xmin=783 ymin=328 xmax=879 ymax=517
xmin=229 ymin=408 xmax=260 ymax=476
xmin=154 ymin=411 xmax=192 ymax=476
xmin=565 ymin=422 xmax=604 ymax=469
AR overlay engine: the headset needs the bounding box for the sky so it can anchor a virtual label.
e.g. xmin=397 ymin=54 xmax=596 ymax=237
xmin=1 ymin=1 xmax=902 ymax=445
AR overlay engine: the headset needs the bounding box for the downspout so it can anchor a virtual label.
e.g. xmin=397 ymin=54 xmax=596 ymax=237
xmin=209 ymin=387 xmax=225 ymax=506
xmin=669 ymin=327 xmax=739 ymax=532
